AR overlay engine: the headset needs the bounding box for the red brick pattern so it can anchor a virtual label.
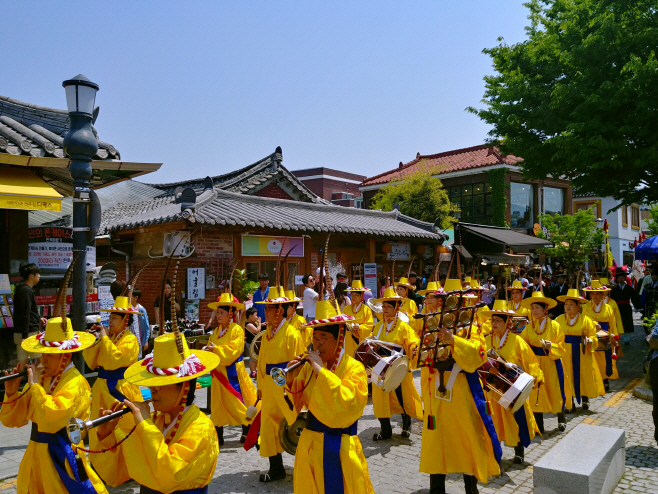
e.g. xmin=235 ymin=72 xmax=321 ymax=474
xmin=251 ymin=183 xmax=294 ymax=200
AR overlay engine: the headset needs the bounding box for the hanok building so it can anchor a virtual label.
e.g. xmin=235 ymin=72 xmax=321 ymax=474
xmin=292 ymin=167 xmax=366 ymax=208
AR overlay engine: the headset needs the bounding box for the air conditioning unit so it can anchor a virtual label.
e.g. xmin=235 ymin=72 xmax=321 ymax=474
xmin=163 ymin=231 xmax=192 ymax=257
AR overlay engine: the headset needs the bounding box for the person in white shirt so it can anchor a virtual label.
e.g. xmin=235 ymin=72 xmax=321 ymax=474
xmin=302 ymin=273 xmax=319 ymax=320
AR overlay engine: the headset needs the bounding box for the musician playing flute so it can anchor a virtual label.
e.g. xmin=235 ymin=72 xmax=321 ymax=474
xmin=284 ymin=289 xmax=311 ymax=347
xmin=1 ymin=314 xmax=106 ymax=494
xmin=419 ymin=278 xmax=501 ymax=494
xmin=343 ymin=280 xmax=374 ymax=357
xmin=206 ymin=293 xmax=258 ymax=445
xmin=285 ymin=300 xmax=374 ymax=494
xmin=582 ymin=281 xmax=620 ymax=392
xmin=254 ymin=286 xmax=306 ymax=482
xmin=484 ymin=301 xmax=542 ymax=465
xmin=93 ymin=333 xmax=220 ymax=493
xmin=520 ymin=291 xmax=567 ymax=433
xmin=555 ymin=289 xmax=605 ymax=412
xmin=83 ymin=295 xmax=144 ymax=450
xmin=370 ymin=287 xmax=423 ymax=441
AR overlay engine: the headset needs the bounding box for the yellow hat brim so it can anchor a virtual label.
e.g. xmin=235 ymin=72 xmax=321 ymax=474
xmin=371 ymin=295 xmax=404 ymax=304
xmin=417 ymin=289 xmax=444 ymax=295
xmin=556 ymin=294 xmax=588 ymax=303
xmin=480 ymin=309 xmax=516 ymax=319
xmin=520 ymin=295 xmax=557 ymax=310
xmin=99 ymin=308 xmax=145 ymax=315
xmin=394 ymin=283 xmax=414 ymax=290
xmin=21 ymin=331 xmax=97 ymax=354
xmin=208 ymin=301 xmax=245 ymax=311
xmin=124 ymin=350 xmax=220 ymax=387
xmin=582 ymin=287 xmax=610 ymax=292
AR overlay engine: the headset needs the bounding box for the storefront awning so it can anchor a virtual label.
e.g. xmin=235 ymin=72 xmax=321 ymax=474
xmin=481 ymin=253 xmax=530 ymax=266
xmin=0 ymin=167 xmax=62 ymax=211
xmin=456 ymin=222 xmax=553 ymax=251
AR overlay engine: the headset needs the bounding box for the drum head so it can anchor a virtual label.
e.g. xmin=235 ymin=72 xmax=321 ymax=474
xmin=509 ymin=373 xmax=535 ymax=414
xmin=381 ymin=355 xmax=409 ymax=393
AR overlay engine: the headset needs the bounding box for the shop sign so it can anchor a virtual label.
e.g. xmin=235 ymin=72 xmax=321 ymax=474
xmin=98 ymin=286 xmax=113 ymax=325
xmin=242 ymin=235 xmax=304 ymax=257
xmin=27 ymin=227 xmax=96 ymax=271
xmin=0 ymin=274 xmax=11 ymax=295
xmin=386 ymin=242 xmax=411 ymax=260
xmin=184 ymin=300 xmax=200 ymax=322
xmin=363 ymin=263 xmax=378 ymax=294
xmin=187 ymin=267 xmax=206 ymax=300
xmin=0 ymin=194 xmax=61 ymax=211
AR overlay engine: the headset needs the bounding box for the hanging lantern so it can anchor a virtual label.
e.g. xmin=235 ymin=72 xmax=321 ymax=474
xmin=416 ymin=245 xmax=426 ymax=255
xmin=381 ymin=243 xmax=392 ymax=254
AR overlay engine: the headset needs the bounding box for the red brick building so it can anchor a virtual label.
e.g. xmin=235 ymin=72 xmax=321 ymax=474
xmin=292 ymin=167 xmax=366 ymax=207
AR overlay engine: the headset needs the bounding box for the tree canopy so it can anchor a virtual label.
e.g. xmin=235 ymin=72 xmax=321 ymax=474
xmin=468 ymin=0 xmax=658 ymax=206
xmin=369 ymin=168 xmax=458 ymax=227
xmin=646 ymin=203 xmax=658 ymax=237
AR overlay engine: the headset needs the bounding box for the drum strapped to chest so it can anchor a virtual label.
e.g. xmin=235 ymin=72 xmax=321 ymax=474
xmin=511 ymin=316 xmax=529 ymax=334
xmin=354 ymin=338 xmax=409 ymax=393
xmin=477 ymin=354 xmax=534 ymax=413
xmin=596 ymin=330 xmax=611 ymax=351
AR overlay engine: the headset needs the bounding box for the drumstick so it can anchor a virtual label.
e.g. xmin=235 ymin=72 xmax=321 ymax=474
xmin=535 ymin=382 xmax=541 ymax=406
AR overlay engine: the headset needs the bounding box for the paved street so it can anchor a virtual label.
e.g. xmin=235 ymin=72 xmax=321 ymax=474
xmin=0 ymin=313 xmax=656 ymax=493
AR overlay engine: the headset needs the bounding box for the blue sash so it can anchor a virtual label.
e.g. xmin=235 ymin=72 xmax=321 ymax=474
xmin=30 ymin=423 xmax=97 ymax=494
xmin=513 ymin=407 xmax=531 ymax=448
xmin=564 ymin=335 xmax=582 ymax=404
xmin=531 ymin=346 xmax=566 ymax=411
xmin=306 ymin=412 xmax=358 ymax=494
xmin=226 ymin=355 xmax=244 ymax=398
xmin=598 ymin=322 xmax=613 ymax=377
xmin=266 ymin=362 xmax=290 ymax=375
xmin=446 ymin=364 xmax=503 ymax=465
xmin=140 ymin=486 xmax=208 ymax=494
xmin=97 ymin=366 xmax=128 ymax=402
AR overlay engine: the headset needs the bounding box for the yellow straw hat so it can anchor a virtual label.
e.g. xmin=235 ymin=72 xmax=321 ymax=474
xmin=417 ymin=281 xmax=443 ymax=296
xmin=283 ymin=289 xmax=301 ymax=302
xmin=599 ymin=278 xmax=611 ymax=286
xmin=21 ymin=317 xmax=96 ymax=354
xmin=303 ymin=300 xmax=354 ymax=328
xmin=346 ymin=280 xmax=368 ymax=292
xmin=443 ymin=278 xmax=463 ymax=292
xmin=124 ymin=333 xmax=219 ymax=387
xmin=208 ymin=292 xmax=245 ymax=311
xmin=100 ymin=295 xmax=144 ymax=315
xmin=582 ymin=280 xmax=611 ymax=292
xmin=557 ymin=288 xmax=588 ymax=304
xmin=372 ymin=286 xmax=404 ymax=304
xmin=468 ymin=278 xmax=485 ymax=291
xmin=481 ymin=300 xmax=516 ymax=318
xmin=520 ymin=290 xmax=557 ymax=310
xmin=394 ymin=277 xmax=415 ymax=290
xmin=506 ymin=280 xmax=528 ymax=291
xmin=254 ymin=286 xmax=291 ymax=304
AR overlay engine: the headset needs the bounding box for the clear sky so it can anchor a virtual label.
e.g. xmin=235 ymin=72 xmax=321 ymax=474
xmin=1 ymin=2 xmax=530 ymax=184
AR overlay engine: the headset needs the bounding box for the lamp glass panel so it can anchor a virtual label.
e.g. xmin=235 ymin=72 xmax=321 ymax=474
xmin=64 ymin=86 xmax=78 ymax=113
xmin=76 ymin=85 xmax=97 ymax=114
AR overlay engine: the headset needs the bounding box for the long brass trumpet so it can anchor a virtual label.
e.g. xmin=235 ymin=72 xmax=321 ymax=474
xmin=67 ymin=400 xmax=153 ymax=444
xmin=0 ymin=368 xmax=28 ymax=384
xmin=271 ymin=351 xmax=319 ymax=386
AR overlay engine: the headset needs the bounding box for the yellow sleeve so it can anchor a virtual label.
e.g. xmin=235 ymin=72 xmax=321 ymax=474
xmin=82 ymin=339 xmax=102 ymax=370
xmin=307 ymin=362 xmax=367 ymax=428
xmin=26 ymin=381 xmax=78 ymax=433
xmin=516 ymin=337 xmax=544 ymax=384
xmin=0 ymin=384 xmax=31 ymax=428
xmin=289 ymin=325 xmax=306 ymax=358
xmin=356 ymin=308 xmax=374 ymax=341
xmin=124 ymin=416 xmax=218 ymax=492
xmin=211 ymin=325 xmax=244 ymax=363
xmin=400 ymin=322 xmax=420 ymax=369
xmin=607 ymin=306 xmax=619 ymax=335
xmin=408 ymin=300 xmax=418 ymax=315
xmin=452 ymin=332 xmax=486 ymax=373
xmin=92 ymin=419 xmax=135 ymax=486
xmin=548 ymin=320 xmax=565 ymax=360
xmin=97 ymin=334 xmax=139 ymax=370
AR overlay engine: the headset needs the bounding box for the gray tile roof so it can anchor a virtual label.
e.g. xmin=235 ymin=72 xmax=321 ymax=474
xmin=0 ymin=95 xmax=119 ymax=160
xmin=146 ymin=147 xmax=328 ymax=204
xmin=100 ymin=187 xmax=447 ymax=241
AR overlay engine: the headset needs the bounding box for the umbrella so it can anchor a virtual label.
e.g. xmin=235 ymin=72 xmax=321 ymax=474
xmin=635 ymin=235 xmax=658 ymax=261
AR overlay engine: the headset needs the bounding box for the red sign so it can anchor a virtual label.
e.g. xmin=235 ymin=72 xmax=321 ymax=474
xmin=28 ymin=227 xmax=73 ymax=241
xmin=35 ymin=294 xmax=98 ymax=305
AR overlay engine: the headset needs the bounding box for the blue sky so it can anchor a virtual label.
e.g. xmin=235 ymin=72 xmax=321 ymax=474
xmin=1 ymin=2 xmax=530 ymax=183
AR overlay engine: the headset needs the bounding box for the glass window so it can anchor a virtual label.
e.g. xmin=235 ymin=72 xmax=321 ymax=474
xmin=449 ymin=187 xmax=461 ymax=199
xmin=485 ymin=182 xmax=493 ymax=193
xmin=544 ymin=187 xmax=564 ymax=215
xmin=631 ymin=205 xmax=640 ymax=229
xmin=622 ymin=205 xmax=628 ymax=227
xmin=474 ymin=206 xmax=486 ymax=217
xmin=510 ymin=182 xmax=534 ymax=229
xmin=472 ymin=183 xmax=485 ymax=194
xmin=462 ymin=185 xmax=472 ymax=196
xmin=463 ymin=196 xmax=473 ymax=208
xmin=473 ymin=194 xmax=485 ymax=206
xmin=576 ymin=201 xmax=598 ymax=217
xmin=485 ymin=193 xmax=493 ymax=205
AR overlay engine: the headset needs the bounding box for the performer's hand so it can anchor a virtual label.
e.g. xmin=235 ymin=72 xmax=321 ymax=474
xmin=543 ymin=340 xmax=552 ymax=350
xmin=40 ymin=317 xmax=48 ymax=328
xmin=438 ymin=327 xmax=454 ymax=345
xmin=205 ymin=341 xmax=215 ymax=352
xmin=97 ymin=325 xmax=107 ymax=339
xmin=144 ymin=342 xmax=149 ymax=351
xmin=287 ymin=355 xmax=305 ymax=369
xmin=123 ymin=399 xmax=150 ymax=425
xmin=26 ymin=362 xmax=37 ymax=386
xmin=3 ymin=366 xmax=21 ymax=396
xmin=257 ymin=389 xmax=262 ymax=400
xmin=595 ymin=323 xmax=602 ymax=331
xmin=306 ymin=350 xmax=323 ymax=374
xmin=96 ymin=401 xmax=124 ymax=442
xmin=585 ymin=337 xmax=593 ymax=349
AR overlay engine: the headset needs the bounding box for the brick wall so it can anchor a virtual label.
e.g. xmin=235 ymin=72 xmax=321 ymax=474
xmin=252 ymin=183 xmax=294 ymax=200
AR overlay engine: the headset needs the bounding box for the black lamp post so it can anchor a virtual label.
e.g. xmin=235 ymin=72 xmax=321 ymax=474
xmin=62 ymin=75 xmax=99 ymax=336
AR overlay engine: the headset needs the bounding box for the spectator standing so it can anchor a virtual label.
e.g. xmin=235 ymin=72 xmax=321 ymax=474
xmin=130 ymin=288 xmax=150 ymax=359
xmin=252 ymin=273 xmax=270 ymax=322
xmin=12 ymin=263 xmax=47 ymax=368
xmin=154 ymin=279 xmax=180 ymax=326
xmin=407 ymin=271 xmax=422 ymax=307
xmin=302 ymin=273 xmax=319 ymax=319
xmin=481 ymin=276 xmax=497 ymax=308
xmin=334 ymin=282 xmax=351 ymax=311
xmin=244 ymin=307 xmax=262 ymax=377
xmin=610 ymin=267 xmax=641 ymax=344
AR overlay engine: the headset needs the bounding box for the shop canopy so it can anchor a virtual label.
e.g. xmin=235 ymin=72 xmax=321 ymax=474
xmin=635 ymin=235 xmax=658 ymax=261
xmin=0 ymin=167 xmax=62 ymax=211
xmin=455 ymin=222 xmax=554 ymax=252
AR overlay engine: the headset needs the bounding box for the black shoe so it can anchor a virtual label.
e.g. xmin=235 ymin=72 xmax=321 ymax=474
xmin=582 ymin=397 xmax=589 ymax=411
xmin=513 ymin=445 xmax=524 ymax=464
xmin=240 ymin=425 xmax=250 ymax=444
xmin=373 ymin=418 xmax=392 ymax=441
xmin=464 ymin=474 xmax=479 ymax=494
xmin=557 ymin=412 xmax=567 ymax=432
xmin=260 ymin=454 xmax=286 ymax=482
xmin=215 ymin=426 xmax=224 ymax=446
xmin=604 ymin=379 xmax=610 ymax=393
xmin=565 ymin=408 xmax=575 ymax=414
xmin=430 ymin=474 xmax=446 ymax=494
xmin=401 ymin=414 xmax=412 ymax=438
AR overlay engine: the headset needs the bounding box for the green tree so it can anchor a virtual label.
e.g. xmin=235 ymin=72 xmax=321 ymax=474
xmin=536 ymin=208 xmax=605 ymax=282
xmin=468 ymin=0 xmax=658 ymax=206
xmin=646 ymin=204 xmax=658 ymax=237
xmin=369 ymin=168 xmax=458 ymax=227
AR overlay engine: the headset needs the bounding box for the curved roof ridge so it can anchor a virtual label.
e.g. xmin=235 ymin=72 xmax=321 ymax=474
xmin=0 ymin=95 xmax=69 ymax=116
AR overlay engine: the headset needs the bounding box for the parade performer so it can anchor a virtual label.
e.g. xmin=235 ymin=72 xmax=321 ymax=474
xmin=419 ymin=278 xmax=501 ymax=494
xmin=466 ymin=279 xmax=492 ymax=338
xmin=599 ymin=278 xmax=624 ymax=340
xmin=609 ymin=268 xmax=641 ymax=345
xmin=582 ymin=281 xmax=619 ymax=391
xmin=92 ymin=331 xmax=220 ymax=493
xmin=506 ymin=281 xmax=531 ymax=318
xmin=520 ymin=291 xmax=567 ymax=433
xmin=555 ymin=289 xmax=605 ymax=412
xmin=484 ymin=300 xmax=542 ymax=465
xmin=0 ymin=257 xmax=105 ymax=494
xmin=371 ymin=287 xmax=423 ymax=440
xmin=83 ymin=295 xmax=144 ymax=450
xmin=343 ymin=280 xmax=374 ymax=357
xmin=254 ymin=286 xmax=306 ymax=482
xmin=284 ymin=289 xmax=310 ymax=347
xmin=285 ymin=300 xmax=374 ymax=494
xmin=395 ymin=277 xmax=421 ymax=334
xmin=206 ymin=293 xmax=258 ymax=445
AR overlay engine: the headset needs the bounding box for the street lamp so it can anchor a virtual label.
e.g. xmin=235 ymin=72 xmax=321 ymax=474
xmin=62 ymin=74 xmax=99 ymax=337
xmin=595 ymin=217 xmax=604 ymax=274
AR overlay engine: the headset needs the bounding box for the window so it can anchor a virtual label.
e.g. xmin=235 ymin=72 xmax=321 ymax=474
xmin=574 ymin=200 xmax=601 ymax=218
xmin=631 ymin=205 xmax=640 ymax=230
xmin=543 ymin=187 xmax=564 ymax=215
xmin=448 ymin=181 xmax=492 ymax=225
xmin=510 ymin=182 xmax=534 ymax=229
xmin=622 ymin=205 xmax=628 ymax=227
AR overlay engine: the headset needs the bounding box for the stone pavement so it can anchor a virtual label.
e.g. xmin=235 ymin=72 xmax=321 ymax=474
xmin=0 ymin=313 xmax=656 ymax=493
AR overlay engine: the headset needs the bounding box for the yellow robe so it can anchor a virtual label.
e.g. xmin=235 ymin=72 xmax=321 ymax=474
xmin=93 ymin=404 xmax=218 ymax=492
xmin=0 ymin=366 xmax=108 ymax=494
xmin=472 ymin=306 xmax=492 ymax=337
xmin=521 ymin=318 xmax=566 ymax=414
xmin=208 ymin=322 xmax=258 ymax=427
xmin=604 ymin=296 xmax=625 ymax=335
xmin=82 ymin=330 xmax=143 ymax=449
xmin=257 ymin=319 xmax=306 ymax=457
xmin=509 ymin=300 xmax=531 ymax=319
xmin=342 ymin=302 xmax=374 ymax=357
xmin=486 ymin=331 xmax=542 ymax=447
xmin=289 ymin=313 xmax=311 ymax=347
xmin=582 ymin=302 xmax=619 ymax=380
xmin=370 ymin=318 xmax=423 ymax=420
xmin=419 ymin=332 xmax=500 ymax=483
xmin=400 ymin=298 xmax=422 ymax=336
xmin=556 ymin=313 xmax=606 ymax=403
xmin=288 ymin=353 xmax=374 ymax=494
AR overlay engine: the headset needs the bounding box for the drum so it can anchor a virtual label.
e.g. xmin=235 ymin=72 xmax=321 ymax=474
xmin=596 ymin=330 xmax=611 ymax=351
xmin=354 ymin=339 xmax=409 ymax=393
xmin=510 ymin=316 xmax=529 ymax=334
xmin=477 ymin=357 xmax=534 ymax=413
